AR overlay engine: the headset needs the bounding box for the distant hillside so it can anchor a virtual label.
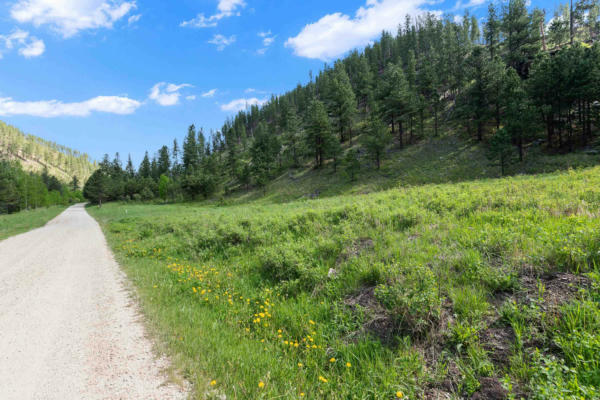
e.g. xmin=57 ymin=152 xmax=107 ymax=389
xmin=0 ymin=120 xmax=96 ymax=184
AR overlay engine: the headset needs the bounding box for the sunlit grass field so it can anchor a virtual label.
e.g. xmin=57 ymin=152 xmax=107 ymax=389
xmin=90 ymin=167 xmax=600 ymax=399
xmin=0 ymin=205 xmax=66 ymax=241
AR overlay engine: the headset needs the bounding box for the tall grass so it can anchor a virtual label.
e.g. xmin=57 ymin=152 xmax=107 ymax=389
xmin=90 ymin=167 xmax=600 ymax=399
xmin=0 ymin=205 xmax=66 ymax=241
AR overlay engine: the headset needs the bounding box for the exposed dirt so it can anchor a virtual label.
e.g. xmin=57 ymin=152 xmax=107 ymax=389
xmin=470 ymin=377 xmax=508 ymax=400
xmin=520 ymin=272 xmax=589 ymax=307
xmin=344 ymin=286 xmax=397 ymax=345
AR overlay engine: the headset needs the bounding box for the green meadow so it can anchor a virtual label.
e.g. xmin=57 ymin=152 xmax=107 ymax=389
xmin=89 ymin=165 xmax=600 ymax=399
xmin=0 ymin=205 xmax=66 ymax=241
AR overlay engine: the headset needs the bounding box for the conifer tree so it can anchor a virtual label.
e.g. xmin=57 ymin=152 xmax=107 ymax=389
xmin=305 ymin=99 xmax=333 ymax=168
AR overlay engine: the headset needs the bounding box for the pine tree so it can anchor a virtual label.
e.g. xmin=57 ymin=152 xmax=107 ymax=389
xmin=157 ymin=145 xmax=171 ymax=177
xmin=378 ymin=63 xmax=410 ymax=145
xmin=138 ymin=152 xmax=151 ymax=179
xmin=83 ymin=169 xmax=109 ymax=206
xmin=250 ymin=123 xmax=281 ymax=187
xmin=502 ymin=0 xmax=540 ymax=77
xmin=183 ymin=125 xmax=199 ymax=173
xmin=485 ymin=3 xmax=501 ymax=59
xmin=125 ymin=154 xmax=135 ymax=178
xmin=343 ymin=149 xmax=360 ymax=181
xmin=487 ymin=127 xmax=513 ymax=176
xmin=305 ymin=99 xmax=333 ymax=168
xmin=326 ymin=62 xmax=357 ymax=144
xmin=361 ymin=115 xmax=392 ymax=169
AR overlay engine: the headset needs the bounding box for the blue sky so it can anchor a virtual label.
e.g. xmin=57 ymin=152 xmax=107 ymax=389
xmin=0 ymin=0 xmax=561 ymax=164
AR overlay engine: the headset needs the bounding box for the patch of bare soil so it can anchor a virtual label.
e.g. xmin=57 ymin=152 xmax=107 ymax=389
xmin=343 ymin=286 xmax=397 ymax=345
xmin=480 ymin=325 xmax=515 ymax=366
xmin=470 ymin=377 xmax=508 ymax=400
xmin=520 ymin=272 xmax=589 ymax=308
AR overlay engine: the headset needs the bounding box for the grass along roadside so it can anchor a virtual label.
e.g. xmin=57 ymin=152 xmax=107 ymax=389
xmin=0 ymin=205 xmax=67 ymax=241
xmin=89 ymin=167 xmax=600 ymax=399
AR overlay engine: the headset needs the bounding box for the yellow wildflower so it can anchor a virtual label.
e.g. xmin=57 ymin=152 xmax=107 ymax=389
xmin=258 ymin=381 xmax=265 ymax=388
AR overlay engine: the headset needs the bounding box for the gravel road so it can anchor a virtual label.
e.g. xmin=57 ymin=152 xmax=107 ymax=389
xmin=0 ymin=204 xmax=188 ymax=400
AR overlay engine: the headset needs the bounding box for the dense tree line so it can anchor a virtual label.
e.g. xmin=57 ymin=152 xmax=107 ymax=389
xmin=0 ymin=160 xmax=84 ymax=214
xmin=85 ymin=0 xmax=600 ymax=203
xmin=0 ymin=120 xmax=96 ymax=183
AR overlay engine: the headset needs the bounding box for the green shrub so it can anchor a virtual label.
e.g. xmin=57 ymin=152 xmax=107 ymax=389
xmin=375 ymin=265 xmax=441 ymax=336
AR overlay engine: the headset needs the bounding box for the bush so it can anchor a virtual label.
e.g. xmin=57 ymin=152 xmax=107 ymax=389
xmin=375 ymin=265 xmax=441 ymax=336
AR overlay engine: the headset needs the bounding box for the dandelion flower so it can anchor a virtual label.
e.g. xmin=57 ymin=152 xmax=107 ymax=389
xmin=396 ymin=391 xmax=403 ymax=398
xmin=346 ymin=362 xmax=351 ymax=368
xmin=300 ymin=393 xmax=305 ymax=397
xmin=318 ymin=376 xmax=328 ymax=383
xmin=258 ymin=381 xmax=265 ymax=388
xmin=329 ymin=357 xmax=336 ymax=363
xmin=210 ymin=380 xmax=216 ymax=386
xmin=298 ymin=363 xmax=303 ymax=367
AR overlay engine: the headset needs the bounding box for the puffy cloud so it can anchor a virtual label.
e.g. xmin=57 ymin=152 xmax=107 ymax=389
xmin=0 ymin=29 xmax=45 ymax=58
xmin=10 ymin=0 xmax=137 ymax=38
xmin=19 ymin=38 xmax=45 ymax=57
xmin=220 ymin=97 xmax=267 ymax=112
xmin=0 ymin=95 xmax=141 ymax=117
xmin=285 ymin=0 xmax=434 ymax=61
xmin=181 ymin=0 xmax=245 ymax=28
xmin=149 ymin=82 xmax=193 ymax=106
xmin=208 ymin=34 xmax=236 ymax=51
xmin=201 ymin=89 xmax=218 ymax=98
xmin=186 ymin=95 xmax=196 ymax=101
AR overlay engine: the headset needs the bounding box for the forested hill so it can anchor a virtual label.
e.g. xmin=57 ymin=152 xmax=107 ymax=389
xmin=85 ymin=0 xmax=600 ymax=204
xmin=0 ymin=120 xmax=96 ymax=183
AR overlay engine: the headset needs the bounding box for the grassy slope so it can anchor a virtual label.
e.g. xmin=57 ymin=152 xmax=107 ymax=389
xmin=228 ymin=135 xmax=600 ymax=204
xmin=90 ymin=162 xmax=600 ymax=399
xmin=0 ymin=206 xmax=66 ymax=241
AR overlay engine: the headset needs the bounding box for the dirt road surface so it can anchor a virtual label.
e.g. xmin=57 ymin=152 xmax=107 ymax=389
xmin=0 ymin=204 xmax=187 ymax=400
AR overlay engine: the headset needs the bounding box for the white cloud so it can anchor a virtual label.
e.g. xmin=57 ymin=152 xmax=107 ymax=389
xmin=10 ymin=0 xmax=136 ymax=38
xmin=257 ymin=30 xmax=276 ymax=55
xmin=149 ymin=82 xmax=193 ymax=106
xmin=0 ymin=95 xmax=141 ymax=117
xmin=208 ymin=34 xmax=236 ymax=51
xmin=19 ymin=38 xmax=45 ymax=57
xmin=285 ymin=0 xmax=434 ymax=61
xmin=0 ymin=29 xmax=45 ymax=58
xmin=181 ymin=0 xmax=246 ymax=28
xmin=453 ymin=0 xmax=486 ymax=11
xmin=201 ymin=89 xmax=217 ymax=98
xmin=220 ymin=97 xmax=267 ymax=112
xmin=128 ymin=14 xmax=141 ymax=25
xmin=245 ymin=88 xmax=256 ymax=93
xmin=186 ymin=95 xmax=196 ymax=101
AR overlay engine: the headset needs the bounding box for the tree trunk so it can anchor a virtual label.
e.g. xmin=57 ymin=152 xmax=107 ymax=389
xmin=434 ymin=103 xmax=439 ymax=137
xmin=477 ymin=120 xmax=483 ymax=141
xmin=410 ymin=115 xmax=414 ymax=144
xmin=399 ymin=120 xmax=404 ymax=148
xmin=547 ymin=113 xmax=554 ymax=148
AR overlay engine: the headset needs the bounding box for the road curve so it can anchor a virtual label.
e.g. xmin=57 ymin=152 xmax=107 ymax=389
xmin=0 ymin=204 xmax=187 ymax=400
